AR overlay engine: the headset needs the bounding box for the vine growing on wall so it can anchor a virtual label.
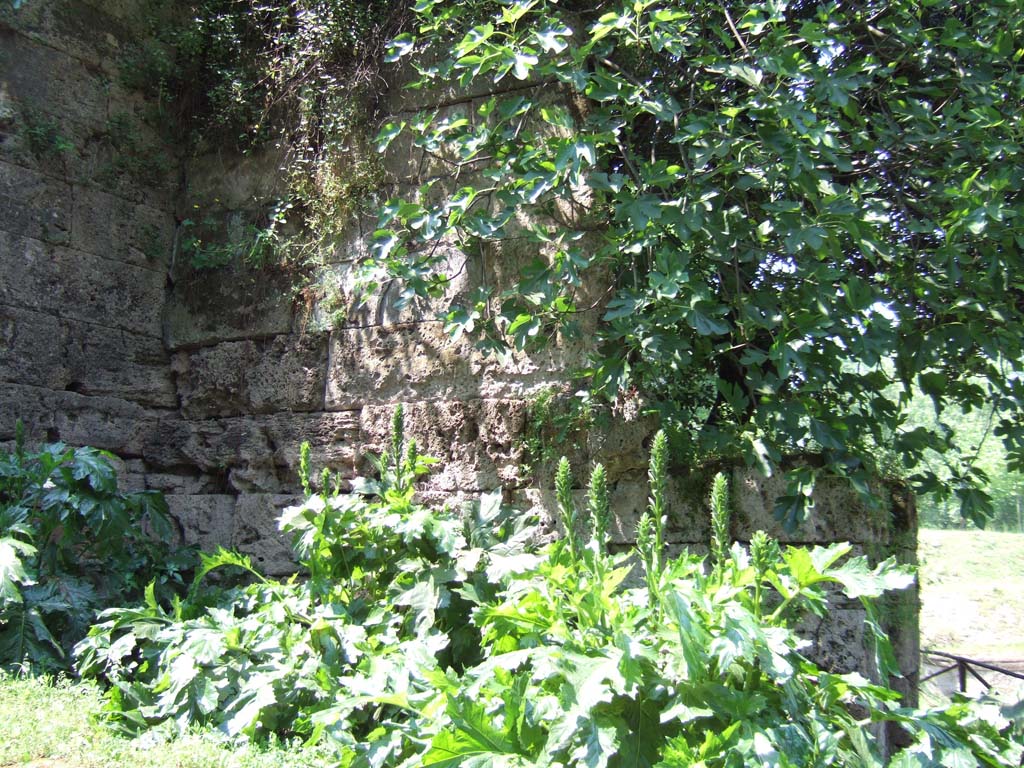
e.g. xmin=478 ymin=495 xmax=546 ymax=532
xmin=126 ymin=0 xmax=408 ymax=305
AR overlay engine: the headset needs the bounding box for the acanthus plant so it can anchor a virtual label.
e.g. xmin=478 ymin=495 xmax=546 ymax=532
xmin=77 ymin=411 xmax=1023 ymax=766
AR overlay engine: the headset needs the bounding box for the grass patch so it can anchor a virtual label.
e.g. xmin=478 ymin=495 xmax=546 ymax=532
xmin=918 ymin=528 xmax=1024 ymax=702
xmin=919 ymin=528 xmax=1024 ymax=659
xmin=0 ymin=674 xmax=329 ymax=768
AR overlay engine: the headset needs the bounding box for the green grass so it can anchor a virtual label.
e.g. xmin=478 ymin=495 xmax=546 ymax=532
xmin=0 ymin=674 xmax=331 ymax=768
xmin=918 ymin=528 xmax=1024 ymax=659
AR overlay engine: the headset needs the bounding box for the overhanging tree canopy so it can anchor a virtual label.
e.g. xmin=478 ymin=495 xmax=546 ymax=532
xmin=369 ymin=0 xmax=1024 ymax=526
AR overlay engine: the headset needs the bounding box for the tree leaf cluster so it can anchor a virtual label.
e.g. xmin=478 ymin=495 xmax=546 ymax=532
xmin=369 ymin=0 xmax=1024 ymax=528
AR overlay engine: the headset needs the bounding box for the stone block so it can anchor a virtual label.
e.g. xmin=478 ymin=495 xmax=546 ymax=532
xmin=232 ymin=494 xmax=300 ymax=576
xmin=0 ymin=230 xmax=166 ymax=337
xmin=326 ymin=317 xmax=585 ymax=411
xmin=0 ymin=28 xmax=110 ymax=133
xmin=360 ymin=399 xmax=528 ymax=492
xmin=163 ymin=265 xmax=297 ymax=350
xmin=70 ymin=184 xmax=174 ymax=269
xmin=0 ymin=303 xmax=67 ymax=387
xmin=165 ymin=494 xmax=236 ymax=552
xmin=0 ymin=381 xmax=160 ymax=455
xmin=143 ymin=411 xmax=361 ymax=494
xmin=0 ymin=159 xmax=71 ymax=244
xmin=0 ymin=303 xmax=175 ymax=407
xmin=1 ymin=1 xmax=137 ymax=72
xmin=327 ymin=323 xmax=475 ymax=410
xmin=172 ymin=333 xmax=328 ymax=418
xmin=63 ymin=318 xmax=176 ymax=407
xmin=186 ymin=147 xmax=289 ymax=210
xmin=730 ymin=467 xmax=893 ymax=545
xmin=142 ymin=467 xmax=229 ymax=496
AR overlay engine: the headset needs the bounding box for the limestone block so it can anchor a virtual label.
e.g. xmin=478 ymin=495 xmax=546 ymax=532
xmin=327 ymin=318 xmax=585 ymax=411
xmin=143 ymin=468 xmax=228 ymax=496
xmin=584 ymin=416 xmax=656 ymax=482
xmin=0 ymin=159 xmax=71 ymax=244
xmin=172 ymin=333 xmax=328 ymax=418
xmin=360 ymin=399 xmax=528 ymax=492
xmin=730 ymin=468 xmax=893 ymax=545
xmin=163 ymin=265 xmax=297 ymax=350
xmin=0 ymin=382 xmax=159 ymax=455
xmin=0 ymin=1 xmax=136 ymax=73
xmin=143 ymin=411 xmax=360 ymax=493
xmin=63 ymin=318 xmax=177 ymax=407
xmin=380 ymin=103 xmax=475 ymax=184
xmin=0 ymin=303 xmax=67 ymax=388
xmin=0 ymin=303 xmax=175 ymax=407
xmin=327 ymin=323 xmax=474 ymax=410
xmin=0 ymin=230 xmax=166 ymax=337
xmin=0 ymin=28 xmax=109 ymax=132
xmin=165 ymin=494 xmax=236 ymax=552
xmin=232 ymin=494 xmax=300 ymax=576
xmin=70 ymin=185 xmax=174 ymax=269
xmin=186 ymin=147 xmax=289 ymax=210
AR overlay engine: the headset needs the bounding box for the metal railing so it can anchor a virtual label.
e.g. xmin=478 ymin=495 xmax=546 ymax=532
xmin=921 ymin=649 xmax=1024 ymax=694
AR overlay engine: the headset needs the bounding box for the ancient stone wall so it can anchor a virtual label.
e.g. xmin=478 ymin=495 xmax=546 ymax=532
xmin=0 ymin=0 xmax=917 ymax=696
xmin=0 ymin=2 xmax=179 ymax=481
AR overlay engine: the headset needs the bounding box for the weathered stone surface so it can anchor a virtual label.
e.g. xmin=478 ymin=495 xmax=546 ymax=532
xmin=0 ymin=382 xmax=161 ymax=454
xmin=70 ymin=184 xmax=173 ymax=269
xmin=144 ymin=411 xmax=360 ymax=493
xmin=327 ymin=323 xmax=474 ymax=409
xmin=0 ymin=303 xmax=66 ymax=387
xmin=0 ymin=27 xmax=109 ymax=134
xmin=232 ymin=494 xmax=300 ymax=575
xmin=166 ymin=494 xmax=236 ymax=552
xmin=186 ymin=148 xmax=289 ymax=210
xmin=327 ymin=321 xmax=588 ymax=411
xmin=0 ymin=159 xmax=71 ymax=244
xmin=360 ymin=399 xmax=528 ymax=492
xmin=730 ymin=467 xmax=894 ymax=544
xmin=0 ymin=304 xmax=176 ymax=407
xmin=163 ymin=265 xmax=296 ymax=350
xmin=172 ymin=333 xmax=328 ymax=418
xmin=0 ymin=230 xmax=166 ymax=337
xmin=1 ymin=0 xmax=141 ymax=73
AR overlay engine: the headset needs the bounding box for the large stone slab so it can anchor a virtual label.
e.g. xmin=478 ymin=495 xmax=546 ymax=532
xmin=144 ymin=411 xmax=361 ymax=493
xmin=0 ymin=382 xmax=161 ymax=455
xmin=171 ymin=333 xmax=328 ymax=418
xmin=0 ymin=230 xmax=166 ymax=337
xmin=165 ymin=494 xmax=236 ymax=553
xmin=232 ymin=494 xmax=300 ymax=576
xmin=0 ymin=0 xmax=141 ymax=73
xmin=70 ymin=184 xmax=174 ymax=269
xmin=0 ymin=27 xmax=110 ymax=134
xmin=326 ymin=322 xmax=588 ymax=410
xmin=0 ymin=303 xmax=176 ymax=407
xmin=360 ymin=399 xmax=528 ymax=492
xmin=0 ymin=158 xmax=71 ymax=245
xmin=729 ymin=467 xmax=897 ymax=545
xmin=163 ymin=264 xmax=297 ymax=350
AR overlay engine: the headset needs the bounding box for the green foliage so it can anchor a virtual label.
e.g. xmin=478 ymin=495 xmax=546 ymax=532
xmin=98 ymin=111 xmax=173 ymax=187
xmin=75 ymin=411 xmax=526 ymax=748
xmin=122 ymin=0 xmax=402 ymax=293
xmin=371 ymin=0 xmax=1024 ymax=529
xmin=19 ymin=108 xmax=74 ymax=158
xmin=76 ymin=412 xmax=1022 ymax=765
xmin=0 ymin=432 xmax=195 ymax=672
xmin=519 ymin=388 xmax=593 ymax=477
